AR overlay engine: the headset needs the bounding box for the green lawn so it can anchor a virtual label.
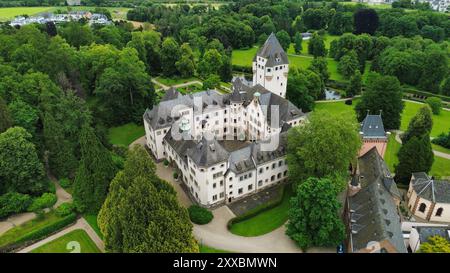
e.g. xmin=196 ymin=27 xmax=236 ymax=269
xmin=229 ymin=186 xmax=294 ymax=237
xmin=0 ymin=211 xmax=62 ymax=248
xmin=177 ymin=83 xmax=203 ymax=94
xmin=400 ymin=101 xmax=450 ymax=137
xmin=314 ymin=99 xmax=359 ymax=121
xmin=83 ymin=214 xmax=103 ymax=239
xmin=385 ymin=133 xmax=401 ymax=172
xmin=108 ymin=122 xmax=144 ymax=147
xmin=199 ymin=245 xmax=232 ymax=253
xmin=0 ymin=7 xmax=54 ymax=21
xmin=31 ymin=229 xmax=100 ymax=253
xmin=155 ymin=76 xmax=200 ymax=86
xmin=432 ymin=143 xmax=450 ymax=154
xmin=0 ymin=6 xmax=130 ymax=21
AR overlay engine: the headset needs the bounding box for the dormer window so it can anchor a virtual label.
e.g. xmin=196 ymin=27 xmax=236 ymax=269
xmin=267 ymin=68 xmax=271 ymax=72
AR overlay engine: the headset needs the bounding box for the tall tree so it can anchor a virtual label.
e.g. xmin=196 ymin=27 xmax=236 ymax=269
xmin=160 ymin=37 xmax=181 ymax=77
xmin=354 ymin=8 xmax=379 ymax=35
xmin=418 ymin=48 xmax=448 ymax=93
xmin=308 ymin=57 xmax=329 ymax=83
xmin=293 ymin=32 xmax=303 ymax=54
xmin=98 ymin=146 xmax=198 ymax=253
xmin=59 ymin=22 xmax=94 ymax=49
xmin=345 ymin=70 xmax=362 ymax=98
xmin=42 ymin=112 xmax=78 ymax=179
xmin=275 ymin=30 xmax=291 ymax=51
xmin=73 ymin=125 xmax=117 ymax=213
xmin=401 ymin=105 xmax=433 ymax=144
xmin=0 ymin=97 xmax=12 ymax=133
xmin=308 ymin=33 xmax=327 ymax=57
xmin=286 ymin=68 xmax=323 ymax=112
xmin=355 ymin=73 xmax=404 ymax=130
xmin=286 ymin=177 xmax=345 ymax=250
xmin=395 ymin=134 xmax=434 ymax=184
xmin=338 ymin=50 xmax=359 ymax=79
xmin=175 ymin=43 xmax=196 ymax=78
xmin=287 ymin=112 xmax=361 ymax=181
xmin=0 ymin=127 xmax=46 ymax=195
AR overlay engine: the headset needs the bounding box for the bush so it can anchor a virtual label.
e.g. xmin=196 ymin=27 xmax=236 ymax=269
xmin=112 ymin=144 xmax=128 ymax=158
xmin=27 ymin=193 xmax=57 ymax=212
xmin=46 ymin=180 xmax=56 ymax=194
xmin=432 ymin=131 xmax=450 ymax=149
xmin=173 ymin=172 xmax=179 ymax=179
xmin=425 ymin=97 xmax=442 ymax=115
xmin=163 ymin=159 xmax=169 ymax=166
xmin=13 ymin=213 xmax=77 ymax=247
xmin=111 ymin=152 xmax=125 ymax=170
xmin=188 ymin=205 xmax=213 ymax=225
xmin=59 ymin=178 xmax=72 ymax=189
xmin=345 ymin=99 xmax=353 ymax=105
xmin=0 ymin=192 xmax=33 ymax=219
xmin=55 ymin=202 xmax=75 ymax=217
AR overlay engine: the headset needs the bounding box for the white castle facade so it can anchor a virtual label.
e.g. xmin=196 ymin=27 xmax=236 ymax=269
xmin=143 ymin=34 xmax=307 ymax=207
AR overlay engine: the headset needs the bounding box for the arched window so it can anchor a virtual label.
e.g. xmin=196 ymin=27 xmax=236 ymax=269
xmin=436 ymin=208 xmax=443 ymax=217
xmin=418 ymin=203 xmax=427 ymax=213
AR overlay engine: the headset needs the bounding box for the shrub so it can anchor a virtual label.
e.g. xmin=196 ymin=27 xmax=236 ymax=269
xmin=0 ymin=192 xmax=32 ymax=219
xmin=46 ymin=180 xmax=56 ymax=194
xmin=432 ymin=131 xmax=450 ymax=149
xmin=112 ymin=144 xmax=128 ymax=158
xmin=111 ymin=152 xmax=125 ymax=169
xmin=163 ymin=159 xmax=169 ymax=166
xmin=27 ymin=193 xmax=57 ymax=212
xmin=425 ymin=97 xmax=442 ymax=115
xmin=188 ymin=205 xmax=213 ymax=225
xmin=173 ymin=172 xmax=179 ymax=179
xmin=59 ymin=178 xmax=72 ymax=189
xmin=345 ymin=99 xmax=353 ymax=105
xmin=55 ymin=202 xmax=75 ymax=217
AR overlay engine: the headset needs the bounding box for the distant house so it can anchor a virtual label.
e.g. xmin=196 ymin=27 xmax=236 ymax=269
xmin=359 ymin=113 xmax=388 ymax=158
xmin=345 ymin=147 xmax=406 ymax=253
xmin=407 ymin=172 xmax=450 ymax=223
xmin=66 ymin=0 xmax=81 ymax=6
xmin=408 ymin=226 xmax=450 ymax=252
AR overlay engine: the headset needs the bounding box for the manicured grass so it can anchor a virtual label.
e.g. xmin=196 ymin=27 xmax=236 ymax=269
xmin=430 ymin=156 xmax=450 ymax=178
xmin=31 ymin=229 xmax=100 ymax=253
xmin=155 ymin=76 xmax=200 ymax=86
xmin=83 ymin=214 xmax=103 ymax=239
xmin=199 ymin=244 xmax=232 ymax=253
xmin=400 ymin=101 xmax=450 ymax=137
xmin=384 ymin=133 xmax=401 ymax=173
xmin=432 ymin=143 xmax=450 ymax=155
xmin=0 ymin=7 xmax=54 ymax=21
xmin=314 ymin=99 xmax=359 ymax=122
xmin=108 ymin=122 xmax=144 ymax=147
xmin=177 ymin=83 xmax=203 ymax=94
xmin=229 ymin=186 xmax=294 ymax=237
xmin=0 ymin=211 xmax=60 ymax=248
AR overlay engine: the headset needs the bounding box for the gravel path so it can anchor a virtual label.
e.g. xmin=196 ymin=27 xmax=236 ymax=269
xmin=393 ymin=130 xmax=450 ymax=160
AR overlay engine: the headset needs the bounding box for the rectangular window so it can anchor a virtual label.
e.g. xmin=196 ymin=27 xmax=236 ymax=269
xmin=213 ymin=183 xmax=216 ymax=189
xmin=258 ymin=180 xmax=263 ymax=186
xmin=248 ymin=184 xmax=253 ymax=191
xmin=220 ymin=192 xmax=224 ymax=198
xmin=238 ymin=188 xmax=243 ymax=195
xmin=213 ymin=195 xmax=217 ymax=201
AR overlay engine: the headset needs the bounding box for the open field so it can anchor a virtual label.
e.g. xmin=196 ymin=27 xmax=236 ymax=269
xmin=229 ymin=186 xmax=294 ymax=237
xmin=0 ymin=6 xmax=130 ymax=22
xmin=31 ymin=229 xmax=100 ymax=253
xmin=108 ymin=122 xmax=145 ymax=147
xmin=400 ymin=102 xmax=450 ymax=137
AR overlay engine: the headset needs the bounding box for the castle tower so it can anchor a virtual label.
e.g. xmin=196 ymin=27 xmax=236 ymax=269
xmin=252 ymin=33 xmax=289 ymax=98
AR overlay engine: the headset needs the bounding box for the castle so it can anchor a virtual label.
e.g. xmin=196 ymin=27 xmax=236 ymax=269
xmin=143 ymin=34 xmax=306 ymax=207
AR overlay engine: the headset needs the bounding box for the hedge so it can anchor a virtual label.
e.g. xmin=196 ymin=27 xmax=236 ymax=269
xmin=0 ymin=192 xmax=33 ymax=219
xmin=227 ymin=184 xmax=289 ymax=230
xmin=0 ymin=213 xmax=77 ymax=253
xmin=27 ymin=193 xmax=57 ymax=212
xmin=402 ymin=87 xmax=450 ymax=103
xmin=188 ymin=205 xmax=213 ymax=225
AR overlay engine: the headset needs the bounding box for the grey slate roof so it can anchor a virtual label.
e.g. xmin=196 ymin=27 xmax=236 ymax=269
xmin=186 ymin=136 xmax=229 ymax=167
xmin=411 ymin=172 xmax=450 ymax=203
xmin=161 ymin=87 xmax=182 ymax=101
xmin=349 ymin=147 xmax=406 ymax=253
xmin=251 ymin=132 xmax=288 ymax=165
xmin=254 ymin=33 xmax=289 ymax=67
xmin=360 ymin=114 xmax=386 ymax=138
xmin=164 ymin=128 xmax=196 ymax=164
xmin=416 ymin=226 xmax=450 ymax=243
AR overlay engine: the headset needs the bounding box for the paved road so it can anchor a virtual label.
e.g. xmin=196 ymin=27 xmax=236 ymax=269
xmin=17 ymin=218 xmax=105 ymax=253
xmin=393 ymin=131 xmax=450 ymax=160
